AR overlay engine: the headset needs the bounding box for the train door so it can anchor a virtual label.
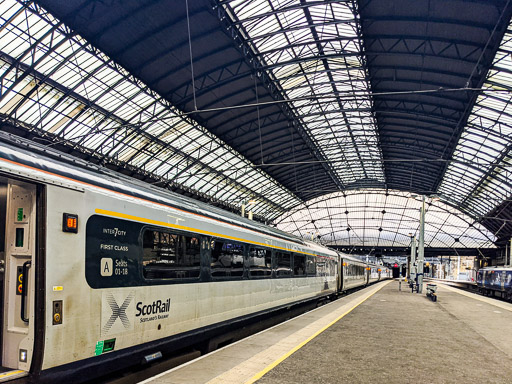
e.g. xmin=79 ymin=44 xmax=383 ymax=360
xmin=1 ymin=179 xmax=37 ymax=378
xmin=337 ymin=256 xmax=343 ymax=292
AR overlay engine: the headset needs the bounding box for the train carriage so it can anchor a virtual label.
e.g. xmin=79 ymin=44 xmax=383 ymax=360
xmin=0 ymin=134 xmax=388 ymax=383
xmin=477 ymin=267 xmax=512 ymax=301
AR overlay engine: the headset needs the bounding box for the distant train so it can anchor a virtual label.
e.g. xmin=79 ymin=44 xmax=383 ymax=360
xmin=0 ymin=134 xmax=390 ymax=383
xmin=476 ymin=267 xmax=512 ymax=301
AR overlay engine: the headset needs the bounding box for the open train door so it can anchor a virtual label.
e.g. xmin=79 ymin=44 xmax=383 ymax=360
xmin=0 ymin=179 xmax=37 ymax=381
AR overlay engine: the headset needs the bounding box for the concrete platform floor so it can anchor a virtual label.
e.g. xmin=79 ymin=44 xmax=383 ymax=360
xmin=139 ymin=281 xmax=512 ymax=384
xmin=259 ymin=281 xmax=512 ymax=384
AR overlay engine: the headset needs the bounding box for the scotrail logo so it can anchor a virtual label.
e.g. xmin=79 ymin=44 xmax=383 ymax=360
xmin=101 ymin=291 xmax=135 ymax=336
xmin=136 ymin=298 xmax=171 ymax=323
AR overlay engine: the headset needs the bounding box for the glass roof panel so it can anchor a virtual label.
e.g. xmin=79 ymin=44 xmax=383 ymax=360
xmin=223 ymin=0 xmax=385 ymax=188
xmin=274 ymin=190 xmax=496 ymax=248
xmin=439 ymin=23 xmax=512 ymax=217
xmin=0 ymin=0 xmax=302 ymax=218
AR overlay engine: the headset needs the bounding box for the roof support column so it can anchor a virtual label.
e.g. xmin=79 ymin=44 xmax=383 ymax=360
xmin=417 ymin=195 xmax=426 ymax=293
xmin=409 ymin=235 xmax=416 ymax=283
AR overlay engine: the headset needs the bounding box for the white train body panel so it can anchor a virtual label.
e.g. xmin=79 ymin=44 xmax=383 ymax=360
xmin=42 ymin=183 xmax=337 ymax=369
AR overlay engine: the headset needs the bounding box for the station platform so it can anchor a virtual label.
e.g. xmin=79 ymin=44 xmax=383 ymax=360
xmin=139 ymin=280 xmax=512 ymax=384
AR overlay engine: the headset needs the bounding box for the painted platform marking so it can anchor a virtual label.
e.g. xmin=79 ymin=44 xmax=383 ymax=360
xmin=0 ymin=370 xmax=25 ymax=379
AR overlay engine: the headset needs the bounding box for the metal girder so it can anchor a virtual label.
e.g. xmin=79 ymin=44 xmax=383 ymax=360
xmin=171 ymin=61 xmax=249 ymax=106
xmin=224 ymin=0 xmax=351 ymax=25
xmin=362 ymin=15 xmax=499 ymax=32
xmin=366 ymin=38 xmax=483 ymax=65
xmin=211 ymin=0 xmax=347 ymax=191
xmin=241 ymin=18 xmax=358 ymax=45
xmin=461 ymin=141 xmax=512 ymax=206
xmin=255 ymin=36 xmax=359 ymax=58
xmin=376 ymin=110 xmax=459 ymax=130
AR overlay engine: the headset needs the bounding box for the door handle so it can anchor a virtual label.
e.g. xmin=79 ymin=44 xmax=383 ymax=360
xmin=21 ymin=260 xmax=31 ymax=323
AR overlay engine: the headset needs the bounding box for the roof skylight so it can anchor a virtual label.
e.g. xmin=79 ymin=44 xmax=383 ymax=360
xmin=0 ymin=0 xmax=302 ymax=217
xmin=438 ymin=23 xmax=512 ymax=217
xmin=223 ymin=0 xmax=385 ymax=188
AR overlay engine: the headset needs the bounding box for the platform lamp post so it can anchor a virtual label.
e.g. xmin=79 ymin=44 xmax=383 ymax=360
xmin=417 ymin=195 xmax=426 ymax=294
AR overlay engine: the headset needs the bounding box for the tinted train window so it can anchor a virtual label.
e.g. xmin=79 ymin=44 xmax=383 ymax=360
xmin=327 ymin=259 xmax=335 ymax=276
xmin=505 ymin=272 xmax=512 ymax=288
xmin=476 ymin=271 xmax=483 ymax=285
xmin=211 ymin=241 xmax=244 ymax=278
xmin=492 ymin=271 xmax=502 ymax=286
xmin=317 ymin=261 xmax=327 ymax=276
xmin=484 ymin=271 xmax=493 ymax=286
xmin=249 ymin=247 xmax=272 ymax=277
xmin=275 ymin=252 xmax=292 ymax=277
xmin=293 ymin=254 xmax=306 ymax=276
xmin=306 ymin=256 xmax=316 ymax=276
xmin=320 ymin=259 xmax=335 ymax=276
xmin=142 ymin=229 xmax=201 ymax=279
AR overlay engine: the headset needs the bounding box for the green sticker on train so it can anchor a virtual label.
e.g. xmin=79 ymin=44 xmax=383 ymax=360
xmin=94 ymin=338 xmax=116 ymax=355
xmin=94 ymin=341 xmax=104 ymax=356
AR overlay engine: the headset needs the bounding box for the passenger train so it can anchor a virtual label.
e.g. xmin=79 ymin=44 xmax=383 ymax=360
xmin=0 ymin=133 xmax=390 ymax=383
xmin=476 ymin=267 xmax=512 ymax=301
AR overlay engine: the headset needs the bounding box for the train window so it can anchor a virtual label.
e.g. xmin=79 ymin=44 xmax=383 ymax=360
xmin=306 ymin=256 xmax=316 ymax=276
xmin=142 ymin=229 xmax=201 ymax=280
xmin=211 ymin=241 xmax=244 ymax=278
xmin=484 ymin=271 xmax=493 ymax=286
xmin=249 ymin=247 xmax=272 ymax=277
xmin=326 ymin=259 xmax=335 ymax=276
xmin=275 ymin=252 xmax=292 ymax=277
xmin=317 ymin=261 xmax=326 ymax=276
xmin=506 ymin=272 xmax=512 ymax=288
xmin=293 ymin=254 xmax=306 ymax=276
xmin=476 ymin=271 xmax=483 ymax=285
xmin=492 ymin=271 xmax=502 ymax=286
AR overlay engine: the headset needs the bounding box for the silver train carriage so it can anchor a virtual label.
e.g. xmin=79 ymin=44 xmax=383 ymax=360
xmin=0 ymin=135 xmax=389 ymax=383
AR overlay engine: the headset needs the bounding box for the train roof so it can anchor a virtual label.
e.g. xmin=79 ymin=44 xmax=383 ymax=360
xmin=0 ymin=132 xmax=313 ymax=248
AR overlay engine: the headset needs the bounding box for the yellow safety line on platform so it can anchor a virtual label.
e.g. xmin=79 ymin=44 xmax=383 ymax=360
xmin=244 ymin=280 xmax=391 ymax=384
xmin=438 ymin=283 xmax=512 ymax=312
xmin=0 ymin=370 xmax=24 ymax=378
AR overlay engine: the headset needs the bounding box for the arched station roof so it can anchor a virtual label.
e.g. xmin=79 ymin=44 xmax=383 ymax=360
xmin=273 ymin=190 xmax=496 ymax=249
xmin=0 ymin=0 xmax=511 ymax=247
